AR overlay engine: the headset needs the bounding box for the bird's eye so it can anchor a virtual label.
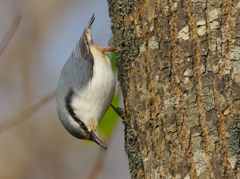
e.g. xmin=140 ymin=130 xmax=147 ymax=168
xmin=78 ymin=121 xmax=84 ymax=127
xmin=78 ymin=121 xmax=87 ymax=130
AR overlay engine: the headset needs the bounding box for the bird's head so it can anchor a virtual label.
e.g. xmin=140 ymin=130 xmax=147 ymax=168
xmin=56 ymin=88 xmax=107 ymax=150
xmin=67 ymin=119 xmax=107 ymax=150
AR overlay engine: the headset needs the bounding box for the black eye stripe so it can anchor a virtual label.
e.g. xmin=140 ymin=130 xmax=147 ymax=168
xmin=65 ymin=89 xmax=79 ymax=122
xmin=65 ymin=89 xmax=88 ymax=132
xmin=78 ymin=121 xmax=88 ymax=131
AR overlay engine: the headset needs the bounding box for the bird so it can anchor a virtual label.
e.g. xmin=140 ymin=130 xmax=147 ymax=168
xmin=56 ymin=14 xmax=122 ymax=150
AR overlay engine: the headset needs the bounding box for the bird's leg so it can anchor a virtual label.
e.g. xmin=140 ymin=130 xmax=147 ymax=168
xmin=101 ymin=40 xmax=125 ymax=53
xmin=110 ymin=104 xmax=126 ymax=121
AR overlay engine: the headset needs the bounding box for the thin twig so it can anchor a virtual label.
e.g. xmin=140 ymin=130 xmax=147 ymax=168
xmin=0 ymin=14 xmax=22 ymax=57
xmin=88 ymin=149 xmax=107 ymax=179
xmin=0 ymin=91 xmax=56 ymax=134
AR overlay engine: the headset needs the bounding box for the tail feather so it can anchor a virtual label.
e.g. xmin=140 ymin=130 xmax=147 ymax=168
xmin=87 ymin=13 xmax=95 ymax=29
xmin=72 ymin=14 xmax=95 ymax=69
xmin=85 ymin=14 xmax=95 ymax=43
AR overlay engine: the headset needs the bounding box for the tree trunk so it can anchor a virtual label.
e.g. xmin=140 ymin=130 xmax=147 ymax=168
xmin=107 ymin=0 xmax=240 ymax=178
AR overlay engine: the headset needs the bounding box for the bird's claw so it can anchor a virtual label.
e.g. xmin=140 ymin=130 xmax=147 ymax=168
xmin=110 ymin=105 xmax=126 ymax=121
xmin=104 ymin=39 xmax=125 ymax=53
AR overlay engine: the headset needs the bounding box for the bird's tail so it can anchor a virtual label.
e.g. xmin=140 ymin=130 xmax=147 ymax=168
xmin=84 ymin=13 xmax=95 ymax=43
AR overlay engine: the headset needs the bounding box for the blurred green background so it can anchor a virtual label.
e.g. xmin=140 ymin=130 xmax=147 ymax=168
xmin=98 ymin=52 xmax=119 ymax=139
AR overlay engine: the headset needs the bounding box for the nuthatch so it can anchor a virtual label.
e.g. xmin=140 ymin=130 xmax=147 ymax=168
xmin=56 ymin=14 xmax=121 ymax=150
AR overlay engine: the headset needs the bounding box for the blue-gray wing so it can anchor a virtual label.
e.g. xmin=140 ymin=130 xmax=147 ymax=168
xmin=58 ymin=25 xmax=94 ymax=91
xmin=73 ymin=28 xmax=94 ymax=75
xmin=58 ymin=13 xmax=95 ymax=93
xmin=58 ymin=55 xmax=93 ymax=91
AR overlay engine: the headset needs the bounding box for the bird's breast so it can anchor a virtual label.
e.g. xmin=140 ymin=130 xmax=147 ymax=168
xmin=71 ymin=45 xmax=116 ymax=128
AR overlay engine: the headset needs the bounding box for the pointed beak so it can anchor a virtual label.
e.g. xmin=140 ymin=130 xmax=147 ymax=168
xmin=91 ymin=131 xmax=107 ymax=150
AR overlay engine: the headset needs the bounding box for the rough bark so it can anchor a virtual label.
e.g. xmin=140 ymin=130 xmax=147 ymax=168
xmin=107 ymin=0 xmax=240 ymax=178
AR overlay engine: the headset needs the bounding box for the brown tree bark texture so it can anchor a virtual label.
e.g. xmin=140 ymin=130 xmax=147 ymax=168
xmin=108 ymin=0 xmax=240 ymax=178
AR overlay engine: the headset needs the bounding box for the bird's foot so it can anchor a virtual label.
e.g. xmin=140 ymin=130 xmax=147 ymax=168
xmin=110 ymin=104 xmax=126 ymax=121
xmin=101 ymin=40 xmax=125 ymax=53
